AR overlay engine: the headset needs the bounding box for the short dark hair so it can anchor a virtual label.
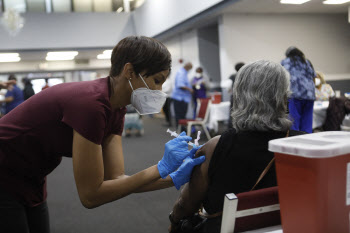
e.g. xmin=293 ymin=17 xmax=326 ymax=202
xmin=196 ymin=67 xmax=203 ymax=73
xmin=109 ymin=36 xmax=172 ymax=77
xmin=235 ymin=62 xmax=245 ymax=72
xmin=8 ymin=74 xmax=17 ymax=81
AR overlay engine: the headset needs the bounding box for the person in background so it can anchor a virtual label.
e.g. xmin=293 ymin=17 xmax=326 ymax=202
xmin=281 ymin=46 xmax=316 ymax=133
xmin=228 ymin=62 xmax=245 ymax=129
xmin=191 ymin=67 xmax=207 ymax=119
xmin=172 ymin=62 xmax=193 ymax=130
xmin=124 ymin=105 xmax=144 ymax=137
xmin=22 ymin=77 xmax=35 ymax=100
xmin=162 ymin=75 xmax=173 ymax=127
xmin=314 ymin=71 xmax=335 ymax=101
xmin=42 ymin=78 xmax=50 ymax=90
xmin=0 ymin=75 xmax=24 ymax=114
xmin=0 ymin=80 xmax=16 ymax=89
xmin=168 ymin=60 xmax=305 ymax=233
xmin=229 ymin=62 xmax=245 ymax=89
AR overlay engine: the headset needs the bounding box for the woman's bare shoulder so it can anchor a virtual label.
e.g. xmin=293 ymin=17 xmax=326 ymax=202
xmin=195 ymin=135 xmax=221 ymax=162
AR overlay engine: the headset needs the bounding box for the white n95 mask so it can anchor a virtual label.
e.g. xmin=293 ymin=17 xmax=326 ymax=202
xmin=128 ymin=74 xmax=167 ymax=115
xmin=315 ymin=78 xmax=321 ymax=87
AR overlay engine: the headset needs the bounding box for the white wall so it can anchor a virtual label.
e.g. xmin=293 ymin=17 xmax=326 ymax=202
xmin=162 ymin=29 xmax=201 ymax=119
xmin=133 ymin=0 xmax=224 ymax=37
xmin=219 ymin=13 xmax=350 ymax=84
xmin=162 ymin=29 xmax=201 ymax=81
xmin=0 ymin=13 xmax=135 ymax=50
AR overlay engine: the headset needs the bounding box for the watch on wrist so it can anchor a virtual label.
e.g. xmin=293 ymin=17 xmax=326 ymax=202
xmin=169 ymin=211 xmax=180 ymax=226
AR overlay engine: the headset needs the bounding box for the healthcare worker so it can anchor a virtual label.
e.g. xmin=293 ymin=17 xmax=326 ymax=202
xmin=0 ymin=36 xmax=205 ymax=233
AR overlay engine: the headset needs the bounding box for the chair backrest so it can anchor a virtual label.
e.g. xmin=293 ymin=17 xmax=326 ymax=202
xmin=197 ymin=98 xmax=211 ymax=121
xmin=220 ymin=187 xmax=280 ymax=233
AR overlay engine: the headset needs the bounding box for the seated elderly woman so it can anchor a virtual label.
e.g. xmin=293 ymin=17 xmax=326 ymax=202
xmin=168 ymin=60 xmax=305 ymax=233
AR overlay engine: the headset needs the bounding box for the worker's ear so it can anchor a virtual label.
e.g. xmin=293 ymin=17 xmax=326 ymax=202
xmin=122 ymin=63 xmax=136 ymax=80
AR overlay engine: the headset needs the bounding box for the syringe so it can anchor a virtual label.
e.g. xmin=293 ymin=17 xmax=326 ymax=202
xmin=167 ymin=129 xmax=201 ymax=147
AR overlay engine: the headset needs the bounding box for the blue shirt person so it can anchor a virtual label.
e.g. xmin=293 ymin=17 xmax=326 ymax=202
xmin=281 ymin=47 xmax=316 ymax=133
xmin=171 ymin=63 xmax=193 ymax=128
xmin=1 ymin=75 xmax=24 ymax=115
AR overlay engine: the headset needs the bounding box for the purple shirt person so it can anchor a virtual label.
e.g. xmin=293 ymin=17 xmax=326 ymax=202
xmin=191 ymin=67 xmax=207 ymax=118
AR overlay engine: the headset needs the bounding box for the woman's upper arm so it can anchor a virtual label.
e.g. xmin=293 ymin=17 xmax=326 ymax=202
xmin=102 ymin=134 xmax=125 ymax=180
xmin=72 ymin=130 xmax=104 ymax=205
xmin=189 ymin=135 xmax=221 ymax=194
xmin=172 ymin=136 xmax=221 ymax=221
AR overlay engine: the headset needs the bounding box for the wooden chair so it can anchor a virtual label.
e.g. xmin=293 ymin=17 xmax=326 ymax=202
xmin=220 ymin=187 xmax=281 ymax=233
xmin=177 ymin=98 xmax=212 ymax=140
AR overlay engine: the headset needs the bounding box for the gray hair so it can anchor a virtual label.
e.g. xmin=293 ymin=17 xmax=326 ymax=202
xmin=231 ymin=60 xmax=292 ymax=132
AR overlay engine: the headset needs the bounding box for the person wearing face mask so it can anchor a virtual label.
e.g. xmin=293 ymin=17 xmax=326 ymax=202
xmin=314 ymin=71 xmax=335 ymax=101
xmin=0 ymin=36 xmax=205 ymax=233
xmin=191 ymin=67 xmax=207 ymax=119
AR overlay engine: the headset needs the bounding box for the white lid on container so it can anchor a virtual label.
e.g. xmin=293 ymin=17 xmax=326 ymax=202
xmin=268 ymin=131 xmax=350 ymax=158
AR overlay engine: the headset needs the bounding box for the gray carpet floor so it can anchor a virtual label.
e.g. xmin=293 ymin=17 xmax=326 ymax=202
xmin=47 ymin=116 xmax=212 ymax=233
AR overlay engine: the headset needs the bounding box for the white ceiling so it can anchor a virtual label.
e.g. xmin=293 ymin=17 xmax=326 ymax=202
xmin=3 ymin=0 xmax=349 ymax=63
xmin=223 ymin=0 xmax=349 ymax=14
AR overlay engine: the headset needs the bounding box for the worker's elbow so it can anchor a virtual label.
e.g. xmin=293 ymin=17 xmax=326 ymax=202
xmin=81 ymin=198 xmax=99 ymax=209
xmin=79 ymin=193 xmax=100 ymax=209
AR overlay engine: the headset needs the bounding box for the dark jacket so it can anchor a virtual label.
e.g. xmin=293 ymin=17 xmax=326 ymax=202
xmin=23 ymin=83 xmax=35 ymax=100
xmin=323 ymin=97 xmax=350 ymax=131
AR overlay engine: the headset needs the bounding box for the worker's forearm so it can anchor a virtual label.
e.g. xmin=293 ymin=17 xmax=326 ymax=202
xmin=87 ymin=165 xmax=160 ymax=208
xmin=134 ymin=175 xmax=174 ymax=193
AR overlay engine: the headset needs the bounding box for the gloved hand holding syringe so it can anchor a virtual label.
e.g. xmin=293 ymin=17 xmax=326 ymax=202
xmin=165 ymin=129 xmax=205 ymax=190
xmin=167 ymin=129 xmax=201 ymax=147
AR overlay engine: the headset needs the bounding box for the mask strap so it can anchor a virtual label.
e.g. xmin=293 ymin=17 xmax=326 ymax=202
xmin=128 ymin=79 xmax=135 ymax=91
xmin=138 ymin=73 xmax=150 ymax=89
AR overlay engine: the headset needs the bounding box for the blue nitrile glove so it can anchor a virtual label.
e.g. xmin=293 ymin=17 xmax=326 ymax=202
xmin=158 ymin=132 xmax=192 ymax=179
xmin=170 ymin=146 xmax=206 ymax=190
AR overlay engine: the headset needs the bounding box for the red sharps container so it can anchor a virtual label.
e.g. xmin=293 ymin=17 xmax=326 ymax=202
xmin=269 ymin=131 xmax=350 ymax=233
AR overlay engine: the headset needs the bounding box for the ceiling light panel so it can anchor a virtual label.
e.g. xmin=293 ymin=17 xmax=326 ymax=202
xmin=52 ymin=0 xmax=71 ymax=12
xmin=4 ymin=0 xmax=26 ymax=12
xmin=73 ymin=0 xmax=93 ymax=12
xmin=323 ymin=0 xmax=350 ymax=4
xmin=97 ymin=50 xmax=112 ymax=59
xmin=280 ymin=0 xmax=311 ymax=4
xmin=93 ymin=0 xmax=112 ymax=12
xmin=46 ymin=51 xmax=78 ymax=61
xmin=0 ymin=53 xmax=21 ymax=63
xmin=27 ymin=0 xmax=46 ymax=12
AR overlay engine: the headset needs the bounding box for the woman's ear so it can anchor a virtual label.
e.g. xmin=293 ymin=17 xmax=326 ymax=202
xmin=122 ymin=63 xmax=135 ymax=80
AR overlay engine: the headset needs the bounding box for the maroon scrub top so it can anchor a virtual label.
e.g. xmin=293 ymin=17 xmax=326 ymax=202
xmin=0 ymin=77 xmax=126 ymax=207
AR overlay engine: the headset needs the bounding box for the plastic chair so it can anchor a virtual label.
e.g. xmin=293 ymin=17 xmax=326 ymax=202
xmin=177 ymin=98 xmax=212 ymax=140
xmin=220 ymin=187 xmax=281 ymax=233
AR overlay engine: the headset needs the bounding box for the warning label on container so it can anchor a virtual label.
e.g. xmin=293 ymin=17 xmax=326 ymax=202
xmin=347 ymin=163 xmax=350 ymax=206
